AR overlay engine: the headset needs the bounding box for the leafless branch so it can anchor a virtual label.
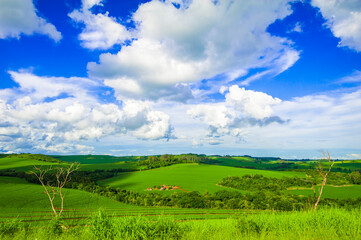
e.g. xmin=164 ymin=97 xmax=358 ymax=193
xmin=31 ymin=162 xmax=80 ymax=217
xmin=314 ymin=151 xmax=335 ymax=211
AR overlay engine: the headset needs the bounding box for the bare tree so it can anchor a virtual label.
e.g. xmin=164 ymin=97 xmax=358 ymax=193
xmin=313 ymin=151 xmax=335 ymax=211
xmin=31 ymin=163 xmax=80 ymax=218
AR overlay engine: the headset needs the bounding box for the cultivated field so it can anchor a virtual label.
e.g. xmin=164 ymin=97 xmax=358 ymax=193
xmin=99 ymin=163 xmax=305 ymax=194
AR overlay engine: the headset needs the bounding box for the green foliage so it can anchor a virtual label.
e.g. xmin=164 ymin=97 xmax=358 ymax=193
xmin=90 ymin=211 xmax=116 ymax=239
xmin=218 ymin=174 xmax=311 ymax=191
xmin=137 ymin=154 xmax=208 ymax=169
xmin=349 ymin=171 xmax=361 ymax=184
xmin=90 ymin=211 xmax=186 ymax=239
xmin=0 ymin=219 xmax=28 ymax=237
xmin=2 ymin=209 xmax=361 ymax=240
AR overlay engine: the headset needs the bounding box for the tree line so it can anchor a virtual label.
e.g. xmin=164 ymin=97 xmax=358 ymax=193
xmin=218 ymin=172 xmax=361 ymax=192
xmin=136 ymin=154 xmax=208 ymax=169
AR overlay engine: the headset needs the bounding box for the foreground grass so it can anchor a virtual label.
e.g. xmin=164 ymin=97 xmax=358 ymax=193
xmin=1 ymin=208 xmax=360 ymax=240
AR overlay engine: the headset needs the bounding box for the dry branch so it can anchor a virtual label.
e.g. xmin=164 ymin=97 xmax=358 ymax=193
xmin=31 ymin=162 xmax=80 ymax=218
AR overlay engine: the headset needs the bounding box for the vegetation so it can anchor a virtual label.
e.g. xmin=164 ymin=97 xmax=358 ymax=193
xmin=1 ymin=153 xmax=361 ymax=239
xmin=30 ymin=163 xmax=80 ymax=217
xmin=100 ymin=163 xmax=305 ymax=194
xmin=1 ymin=208 xmax=361 ymax=240
xmin=136 ymin=154 xmax=208 ymax=169
xmin=218 ymin=174 xmax=312 ymax=191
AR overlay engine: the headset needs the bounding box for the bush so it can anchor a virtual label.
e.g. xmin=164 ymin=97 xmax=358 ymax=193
xmin=0 ymin=219 xmax=28 ymax=237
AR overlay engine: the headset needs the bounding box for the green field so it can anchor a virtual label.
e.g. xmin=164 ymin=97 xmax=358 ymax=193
xmin=0 ymin=156 xmax=66 ymax=171
xmin=99 ymin=163 xmax=306 ymax=194
xmin=289 ymin=185 xmax=361 ymax=199
xmin=0 ymin=176 xmax=126 ymax=214
xmin=51 ymin=155 xmax=145 ymax=164
xmin=0 ymin=155 xmax=138 ymax=172
xmin=0 ymin=176 xmax=241 ymax=225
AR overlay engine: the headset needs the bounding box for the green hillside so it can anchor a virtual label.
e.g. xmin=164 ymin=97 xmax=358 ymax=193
xmin=51 ymin=155 xmax=145 ymax=164
xmin=0 ymin=155 xmax=67 ymax=171
xmin=0 ymin=176 xmax=130 ymax=216
xmin=289 ymin=185 xmax=361 ymax=199
xmin=0 ymin=155 xmax=138 ymax=172
xmin=99 ymin=163 xmax=305 ymax=194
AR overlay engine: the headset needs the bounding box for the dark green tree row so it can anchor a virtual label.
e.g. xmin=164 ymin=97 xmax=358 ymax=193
xmin=219 ymin=172 xmax=361 ymax=192
xmin=136 ymin=154 xmax=208 ymax=169
xmin=218 ymin=174 xmax=312 ymax=191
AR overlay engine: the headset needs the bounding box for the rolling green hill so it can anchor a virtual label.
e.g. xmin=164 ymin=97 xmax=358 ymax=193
xmin=0 ymin=156 xmax=67 ymax=171
xmin=99 ymin=163 xmax=306 ymax=194
xmin=0 ymin=176 xmax=130 ymax=216
xmin=289 ymin=185 xmax=361 ymax=199
xmin=0 ymin=155 xmax=138 ymax=172
xmin=51 ymin=155 xmax=145 ymax=164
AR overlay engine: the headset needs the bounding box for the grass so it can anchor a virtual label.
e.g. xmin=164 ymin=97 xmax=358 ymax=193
xmin=0 ymin=176 xmax=239 ymax=224
xmin=0 ymin=155 xmax=138 ymax=172
xmin=1 ymin=208 xmax=360 ymax=240
xmin=99 ymin=163 xmax=306 ymax=194
xmin=0 ymin=156 xmax=62 ymax=171
xmin=0 ymin=176 xmax=130 ymax=217
xmin=51 ymin=155 xmax=145 ymax=164
xmin=289 ymin=185 xmax=361 ymax=199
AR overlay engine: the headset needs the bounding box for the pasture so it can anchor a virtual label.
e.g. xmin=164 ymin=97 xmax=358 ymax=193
xmin=289 ymin=185 xmax=361 ymax=199
xmin=99 ymin=163 xmax=306 ymax=194
xmin=0 ymin=155 xmax=138 ymax=172
xmin=0 ymin=156 xmax=66 ymax=171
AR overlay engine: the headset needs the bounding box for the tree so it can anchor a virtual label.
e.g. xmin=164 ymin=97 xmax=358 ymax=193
xmin=31 ymin=162 xmax=80 ymax=217
xmin=313 ymin=151 xmax=335 ymax=211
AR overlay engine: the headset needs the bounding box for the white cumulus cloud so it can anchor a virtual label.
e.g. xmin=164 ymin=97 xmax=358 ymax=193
xmin=86 ymin=0 xmax=299 ymax=101
xmin=69 ymin=0 xmax=131 ymax=50
xmin=187 ymin=85 xmax=283 ymax=144
xmin=0 ymin=0 xmax=61 ymax=41
xmin=312 ymin=0 xmax=361 ymax=51
xmin=0 ymin=71 xmax=173 ymax=153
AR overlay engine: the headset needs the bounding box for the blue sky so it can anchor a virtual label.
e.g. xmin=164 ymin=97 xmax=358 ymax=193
xmin=0 ymin=0 xmax=360 ymax=159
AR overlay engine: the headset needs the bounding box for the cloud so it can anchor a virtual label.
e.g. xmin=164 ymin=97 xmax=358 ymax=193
xmin=187 ymin=85 xmax=283 ymax=144
xmin=225 ymin=85 xmax=282 ymax=119
xmin=0 ymin=0 xmax=61 ymax=41
xmin=87 ymin=0 xmax=299 ymax=101
xmin=289 ymin=22 xmax=303 ymax=33
xmin=69 ymin=0 xmax=130 ymax=50
xmin=337 ymin=70 xmax=361 ymax=83
xmin=0 ymin=71 xmax=173 ymax=153
xmin=183 ymin=82 xmax=361 ymax=149
xmin=249 ymin=88 xmax=361 ymax=149
xmin=312 ymin=0 xmax=361 ymax=51
xmin=346 ymin=153 xmax=361 ymax=159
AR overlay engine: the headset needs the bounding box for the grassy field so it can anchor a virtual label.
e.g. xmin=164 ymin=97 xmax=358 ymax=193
xmin=99 ymin=163 xmax=306 ymax=194
xmin=0 ymin=156 xmax=66 ymax=171
xmin=289 ymin=185 xmax=361 ymax=199
xmin=0 ymin=155 xmax=138 ymax=172
xmin=0 ymin=176 xmax=241 ymax=224
xmin=51 ymin=155 xmax=145 ymax=164
xmin=0 ymin=176 xmax=127 ymax=216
